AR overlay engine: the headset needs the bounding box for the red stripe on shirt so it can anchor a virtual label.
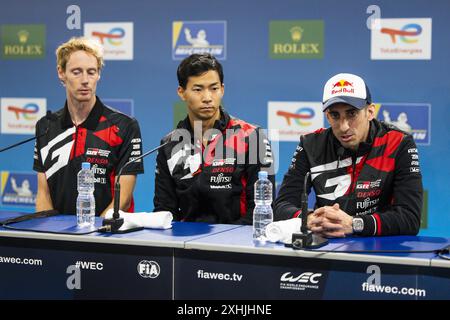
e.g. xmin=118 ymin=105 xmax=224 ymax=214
xmin=293 ymin=210 xmax=301 ymax=218
xmin=366 ymin=131 xmax=403 ymax=172
xmin=93 ymin=125 xmax=123 ymax=147
xmin=74 ymin=127 xmax=87 ymax=158
xmin=373 ymin=213 xmax=382 ymax=235
xmin=127 ymin=198 xmax=134 ymax=213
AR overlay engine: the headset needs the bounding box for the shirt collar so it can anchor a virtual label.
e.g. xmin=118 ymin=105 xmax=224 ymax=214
xmin=177 ymin=107 xmax=229 ymax=132
xmin=61 ymin=96 xmax=104 ymax=130
xmin=332 ymin=120 xmax=377 ymax=157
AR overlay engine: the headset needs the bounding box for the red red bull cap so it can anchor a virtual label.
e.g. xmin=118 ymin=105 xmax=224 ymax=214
xmin=322 ymin=73 xmax=372 ymax=111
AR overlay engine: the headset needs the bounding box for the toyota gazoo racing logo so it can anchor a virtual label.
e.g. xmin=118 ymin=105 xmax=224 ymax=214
xmin=137 ymin=260 xmax=160 ymax=279
xmin=211 ymin=158 xmax=236 ymax=167
xmin=356 ymin=179 xmax=381 ymax=190
xmin=279 ymin=272 xmax=323 ymax=291
xmin=86 ymin=148 xmax=111 ymax=157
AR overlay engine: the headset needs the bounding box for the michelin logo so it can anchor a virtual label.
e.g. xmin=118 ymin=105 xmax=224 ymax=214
xmin=378 ymin=103 xmax=431 ymax=145
xmin=173 ymin=21 xmax=227 ymax=60
xmin=1 ymin=172 xmax=37 ymax=206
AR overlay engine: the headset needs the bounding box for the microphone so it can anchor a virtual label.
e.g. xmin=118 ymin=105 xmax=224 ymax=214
xmin=290 ymin=147 xmax=345 ymax=249
xmin=0 ymin=209 xmax=60 ymax=226
xmin=101 ymin=141 xmax=170 ymax=233
xmin=0 ymin=112 xmax=62 ymax=227
xmin=0 ymin=111 xmax=56 ymax=153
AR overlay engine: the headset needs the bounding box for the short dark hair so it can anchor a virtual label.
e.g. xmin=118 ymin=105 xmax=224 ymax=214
xmin=177 ymin=54 xmax=224 ymax=89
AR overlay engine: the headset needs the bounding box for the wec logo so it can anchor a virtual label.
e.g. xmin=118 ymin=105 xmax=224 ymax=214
xmin=280 ymin=272 xmax=322 ymax=284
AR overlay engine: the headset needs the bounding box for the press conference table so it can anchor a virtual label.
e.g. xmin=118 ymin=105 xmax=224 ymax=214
xmin=0 ymin=211 xmax=449 ymax=300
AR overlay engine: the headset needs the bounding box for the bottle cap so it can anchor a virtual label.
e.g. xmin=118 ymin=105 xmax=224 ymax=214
xmin=258 ymin=171 xmax=268 ymax=179
xmin=82 ymin=162 xmax=91 ymax=170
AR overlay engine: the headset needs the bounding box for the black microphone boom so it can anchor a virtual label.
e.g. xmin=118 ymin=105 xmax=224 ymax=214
xmin=300 ymin=171 xmax=311 ymax=234
xmin=0 ymin=112 xmax=62 ymax=226
xmin=0 ymin=111 xmax=55 ymax=153
xmin=101 ymin=141 xmax=169 ymax=233
xmin=290 ymin=147 xmax=345 ymax=250
xmin=290 ymin=171 xmax=329 ymax=249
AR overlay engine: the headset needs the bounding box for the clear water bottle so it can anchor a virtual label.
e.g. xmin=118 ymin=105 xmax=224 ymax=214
xmin=253 ymin=171 xmax=273 ymax=242
xmin=76 ymin=162 xmax=95 ymax=228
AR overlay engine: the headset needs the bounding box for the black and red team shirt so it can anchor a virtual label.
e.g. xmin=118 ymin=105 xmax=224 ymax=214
xmin=33 ymin=97 xmax=144 ymax=215
xmin=153 ymin=109 xmax=275 ymax=225
xmin=274 ymin=119 xmax=423 ymax=236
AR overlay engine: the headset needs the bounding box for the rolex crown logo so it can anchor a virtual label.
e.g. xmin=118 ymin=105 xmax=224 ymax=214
xmin=17 ymin=30 xmax=30 ymax=43
xmin=290 ymin=26 xmax=303 ymax=42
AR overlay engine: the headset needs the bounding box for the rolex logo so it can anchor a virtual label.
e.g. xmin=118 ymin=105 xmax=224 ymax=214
xmin=270 ymin=20 xmax=323 ymax=60
xmin=290 ymin=26 xmax=303 ymax=42
xmin=17 ymin=30 xmax=29 ymax=43
xmin=2 ymin=25 xmax=45 ymax=59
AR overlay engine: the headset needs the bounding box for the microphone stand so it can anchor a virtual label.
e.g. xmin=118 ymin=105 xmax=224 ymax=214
xmin=290 ymin=172 xmax=329 ymax=249
xmin=289 ymin=147 xmax=345 ymax=250
xmin=101 ymin=141 xmax=169 ymax=233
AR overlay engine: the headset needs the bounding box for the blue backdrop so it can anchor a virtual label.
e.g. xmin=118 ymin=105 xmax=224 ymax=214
xmin=0 ymin=0 xmax=448 ymax=237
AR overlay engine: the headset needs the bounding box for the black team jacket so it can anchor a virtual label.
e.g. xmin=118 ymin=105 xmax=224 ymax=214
xmin=154 ymin=109 xmax=275 ymax=224
xmin=274 ymin=119 xmax=423 ymax=236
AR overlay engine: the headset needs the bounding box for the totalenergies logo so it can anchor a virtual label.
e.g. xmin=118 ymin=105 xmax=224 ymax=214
xmin=331 ymin=80 xmax=354 ymax=95
xmin=381 ymin=23 xmax=422 ymax=44
xmin=91 ymin=27 xmax=125 ymax=45
xmin=277 ymin=107 xmax=315 ymax=126
xmin=7 ymin=103 xmax=39 ymax=120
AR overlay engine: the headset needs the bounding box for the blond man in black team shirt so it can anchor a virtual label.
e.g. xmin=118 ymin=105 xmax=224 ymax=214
xmin=34 ymin=37 xmax=144 ymax=216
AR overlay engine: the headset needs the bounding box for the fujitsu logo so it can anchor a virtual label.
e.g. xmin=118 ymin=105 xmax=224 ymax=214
xmin=356 ymin=197 xmax=379 ymax=210
xmin=210 ymin=173 xmax=232 ymax=184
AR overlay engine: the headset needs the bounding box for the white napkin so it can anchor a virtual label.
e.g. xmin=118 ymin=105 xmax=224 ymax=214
xmin=105 ymin=209 xmax=173 ymax=230
xmin=266 ymin=218 xmax=302 ymax=244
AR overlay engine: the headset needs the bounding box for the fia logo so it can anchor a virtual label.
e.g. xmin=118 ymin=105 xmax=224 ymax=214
xmin=137 ymin=260 xmax=160 ymax=279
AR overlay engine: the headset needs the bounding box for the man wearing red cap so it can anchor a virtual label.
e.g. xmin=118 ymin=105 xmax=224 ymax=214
xmin=274 ymin=73 xmax=423 ymax=237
